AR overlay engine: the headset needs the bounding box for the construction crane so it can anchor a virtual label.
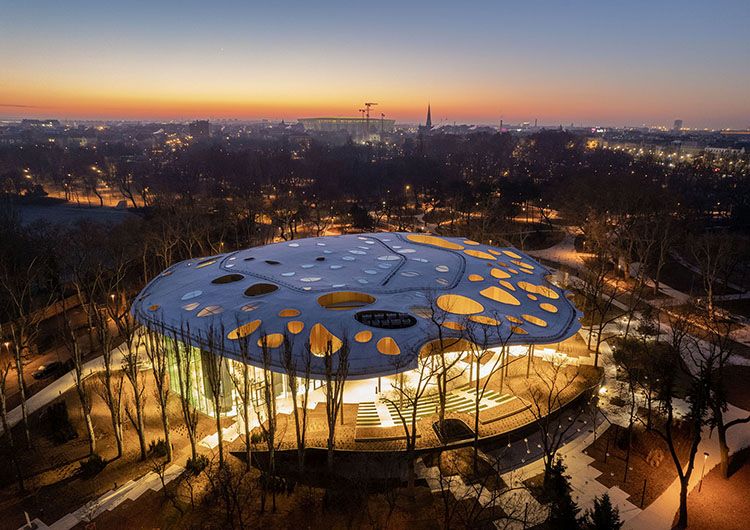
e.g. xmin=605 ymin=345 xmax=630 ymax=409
xmin=364 ymin=102 xmax=378 ymax=138
xmin=358 ymin=108 xmax=367 ymax=139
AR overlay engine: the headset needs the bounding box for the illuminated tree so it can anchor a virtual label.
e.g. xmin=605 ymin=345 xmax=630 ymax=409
xmin=323 ymin=336 xmax=350 ymax=473
xmin=281 ymin=333 xmax=312 ymax=476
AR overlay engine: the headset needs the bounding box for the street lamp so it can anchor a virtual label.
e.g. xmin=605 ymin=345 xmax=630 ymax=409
xmin=699 ymin=452 xmax=709 ymax=492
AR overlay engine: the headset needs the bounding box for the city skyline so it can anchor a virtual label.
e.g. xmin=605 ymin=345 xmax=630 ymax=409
xmin=2 ymin=0 xmax=749 ymax=128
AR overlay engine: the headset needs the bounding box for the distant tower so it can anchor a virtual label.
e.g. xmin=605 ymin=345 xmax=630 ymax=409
xmin=673 ymin=119 xmax=683 ymax=132
xmin=419 ymin=103 xmax=433 ymax=136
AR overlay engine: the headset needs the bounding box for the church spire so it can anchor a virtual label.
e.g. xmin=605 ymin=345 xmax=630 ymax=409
xmin=426 ymin=103 xmax=432 ymax=128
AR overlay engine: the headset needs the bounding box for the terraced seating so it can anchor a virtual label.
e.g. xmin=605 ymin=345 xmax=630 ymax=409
xmin=457 ymin=383 xmax=516 ymax=407
xmin=355 ymin=402 xmax=381 ymax=427
xmin=356 ymin=386 xmax=516 ymax=428
xmin=385 ymin=391 xmax=490 ymax=422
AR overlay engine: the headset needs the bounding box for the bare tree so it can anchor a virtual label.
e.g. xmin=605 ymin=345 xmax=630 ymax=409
xmin=93 ymin=304 xmax=124 ymax=457
xmin=653 ymin=308 xmax=712 ymax=529
xmin=203 ymin=455 xmax=258 ymax=528
xmin=465 ymin=317 xmax=515 ymax=473
xmin=173 ymin=324 xmax=200 ymax=463
xmin=95 ymin=366 xmax=125 ymax=459
xmin=322 ymin=336 xmax=350 ymax=473
xmin=0 ymin=260 xmax=51 ymax=448
xmin=0 ymin=335 xmax=25 ymax=492
xmin=281 ymin=333 xmax=312 ymax=476
xmin=612 ymin=339 xmax=643 ymax=479
xmin=229 ymin=324 xmax=256 ymax=473
xmin=619 ymin=216 xmax=660 ymax=340
xmin=701 ymin=317 xmax=748 ymax=478
xmin=690 ymin=232 xmax=744 ymax=319
xmin=511 ymin=356 xmax=586 ymax=484
xmin=254 ymin=332 xmax=280 ymax=513
xmin=202 ymin=325 xmax=228 ymax=466
xmin=437 ymin=455 xmax=538 ymax=530
xmin=109 ymin=289 xmax=148 ymax=460
xmin=61 ymin=298 xmax=96 ymax=455
xmin=651 ymin=216 xmax=674 ymax=296
xmin=579 ymin=252 xmax=622 ymax=365
xmin=0 ymin=344 xmax=13 ymax=447
xmin=382 ymin=349 xmax=433 ymax=497
xmin=144 ymin=322 xmax=173 ymax=462
xmin=308 ymin=200 xmax=332 ymax=237
xmin=423 ymin=293 xmax=468 ymax=439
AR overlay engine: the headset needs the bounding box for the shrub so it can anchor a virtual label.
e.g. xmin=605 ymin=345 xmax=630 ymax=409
xmin=149 ymin=438 xmax=169 ymax=457
xmin=186 ymin=454 xmax=209 ymax=474
xmin=79 ymin=453 xmax=107 ymax=478
xmin=250 ymin=431 xmax=266 ymax=444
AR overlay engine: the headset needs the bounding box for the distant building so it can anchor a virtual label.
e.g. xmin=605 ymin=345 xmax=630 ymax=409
xmin=673 ymin=119 xmax=683 ymax=132
xmin=20 ymin=119 xmax=61 ymax=130
xmin=298 ymin=117 xmax=395 ymax=136
xmin=418 ymin=104 xmax=433 ymax=135
xmin=189 ymin=120 xmax=210 ymax=139
xmin=705 ymin=146 xmax=745 ymax=157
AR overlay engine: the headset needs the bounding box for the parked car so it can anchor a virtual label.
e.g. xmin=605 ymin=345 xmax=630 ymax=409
xmin=32 ymin=361 xmax=64 ymax=380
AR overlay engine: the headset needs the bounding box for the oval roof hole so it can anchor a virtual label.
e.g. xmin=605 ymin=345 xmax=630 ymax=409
xmin=318 ymin=291 xmax=376 ymax=310
xmin=211 ymin=273 xmax=244 ymax=285
xmin=244 ymin=283 xmax=279 ymax=297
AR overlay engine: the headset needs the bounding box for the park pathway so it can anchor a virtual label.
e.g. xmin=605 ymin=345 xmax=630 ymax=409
xmin=44 ymin=463 xmax=184 ymax=530
xmin=525 ymin=236 xmax=750 ymax=529
xmin=3 ymin=341 xmax=131 ymax=435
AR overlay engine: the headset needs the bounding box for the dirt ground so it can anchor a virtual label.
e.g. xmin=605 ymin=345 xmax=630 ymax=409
xmin=72 ymin=457 xmax=441 ymax=530
xmin=673 ymin=447 xmax=750 ymax=530
xmin=0 ymin=371 xmax=222 ymax=529
xmin=584 ymin=423 xmax=692 ymax=508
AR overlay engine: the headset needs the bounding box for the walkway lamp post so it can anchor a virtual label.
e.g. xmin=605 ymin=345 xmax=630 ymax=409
xmin=699 ymin=452 xmax=709 ymax=492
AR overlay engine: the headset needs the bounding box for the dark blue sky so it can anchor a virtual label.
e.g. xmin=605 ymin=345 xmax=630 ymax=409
xmin=2 ymin=0 xmax=748 ymax=127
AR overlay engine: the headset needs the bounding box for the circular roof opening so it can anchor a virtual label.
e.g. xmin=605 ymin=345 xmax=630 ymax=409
xmin=317 ymin=291 xmax=376 ymax=310
xmin=244 ymin=283 xmax=279 ymax=297
xmin=355 ymin=310 xmax=417 ymax=329
xmin=211 ymin=273 xmax=245 ymax=285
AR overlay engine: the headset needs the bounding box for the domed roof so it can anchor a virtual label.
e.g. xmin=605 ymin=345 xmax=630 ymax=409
xmin=132 ymin=233 xmax=581 ymax=379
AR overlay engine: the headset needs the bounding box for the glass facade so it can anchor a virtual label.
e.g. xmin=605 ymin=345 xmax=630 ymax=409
xmin=165 ymin=337 xmax=288 ymax=418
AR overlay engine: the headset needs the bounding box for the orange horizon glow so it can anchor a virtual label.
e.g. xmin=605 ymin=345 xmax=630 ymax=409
xmin=2 ymin=1 xmax=749 ymax=128
xmin=4 ymin=84 xmax=739 ymax=128
xmin=3 ymin=72 xmax=746 ymax=127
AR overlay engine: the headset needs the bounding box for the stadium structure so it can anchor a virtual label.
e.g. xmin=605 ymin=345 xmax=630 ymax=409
xmin=298 ymin=117 xmax=396 ymax=136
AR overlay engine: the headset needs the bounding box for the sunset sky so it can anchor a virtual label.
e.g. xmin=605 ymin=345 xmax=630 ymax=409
xmin=1 ymin=0 xmax=749 ymax=128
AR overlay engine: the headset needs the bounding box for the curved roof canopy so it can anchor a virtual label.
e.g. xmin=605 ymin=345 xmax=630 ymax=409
xmin=132 ymin=233 xmax=581 ymax=379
